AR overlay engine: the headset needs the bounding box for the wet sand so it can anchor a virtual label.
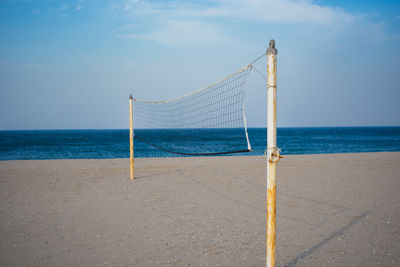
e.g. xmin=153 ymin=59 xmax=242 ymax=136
xmin=0 ymin=152 xmax=399 ymax=266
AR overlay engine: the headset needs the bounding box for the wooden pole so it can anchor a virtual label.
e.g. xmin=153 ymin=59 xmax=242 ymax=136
xmin=266 ymin=39 xmax=279 ymax=267
xmin=129 ymin=94 xmax=134 ymax=180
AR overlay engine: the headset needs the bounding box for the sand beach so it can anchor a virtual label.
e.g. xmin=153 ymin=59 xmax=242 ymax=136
xmin=0 ymin=152 xmax=399 ymax=266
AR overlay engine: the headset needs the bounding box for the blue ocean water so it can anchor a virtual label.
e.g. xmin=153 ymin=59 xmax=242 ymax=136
xmin=0 ymin=127 xmax=400 ymax=160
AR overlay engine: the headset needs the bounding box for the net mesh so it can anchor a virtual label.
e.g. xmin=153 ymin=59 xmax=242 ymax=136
xmin=134 ymin=65 xmax=253 ymax=156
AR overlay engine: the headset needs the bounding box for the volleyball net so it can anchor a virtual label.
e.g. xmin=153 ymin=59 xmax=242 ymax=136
xmin=133 ymin=59 xmax=264 ymax=156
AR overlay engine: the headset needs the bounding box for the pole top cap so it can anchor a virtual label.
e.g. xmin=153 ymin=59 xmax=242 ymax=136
xmin=129 ymin=94 xmax=133 ymax=100
xmin=267 ymin=39 xmax=277 ymax=55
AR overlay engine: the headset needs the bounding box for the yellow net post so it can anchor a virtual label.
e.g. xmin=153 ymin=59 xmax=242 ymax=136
xmin=129 ymin=94 xmax=134 ymax=180
xmin=266 ymin=39 xmax=279 ymax=267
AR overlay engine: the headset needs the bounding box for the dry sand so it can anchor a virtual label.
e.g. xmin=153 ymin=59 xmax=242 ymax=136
xmin=0 ymin=152 xmax=399 ymax=266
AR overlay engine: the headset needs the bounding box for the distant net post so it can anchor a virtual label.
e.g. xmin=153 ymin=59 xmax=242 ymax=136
xmin=266 ymin=40 xmax=279 ymax=267
xmin=129 ymin=94 xmax=134 ymax=180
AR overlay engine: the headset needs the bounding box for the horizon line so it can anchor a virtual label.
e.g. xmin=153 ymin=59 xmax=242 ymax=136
xmin=1 ymin=125 xmax=400 ymax=131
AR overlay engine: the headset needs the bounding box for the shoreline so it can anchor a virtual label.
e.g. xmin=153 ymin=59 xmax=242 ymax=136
xmin=1 ymin=150 xmax=400 ymax=162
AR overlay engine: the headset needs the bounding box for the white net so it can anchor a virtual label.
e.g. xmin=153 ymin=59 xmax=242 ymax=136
xmin=134 ymin=65 xmax=253 ymax=156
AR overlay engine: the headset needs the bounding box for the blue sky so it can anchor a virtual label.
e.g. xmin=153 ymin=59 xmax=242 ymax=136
xmin=0 ymin=0 xmax=399 ymax=129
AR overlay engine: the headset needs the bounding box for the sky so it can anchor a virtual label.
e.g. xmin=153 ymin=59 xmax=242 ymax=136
xmin=0 ymin=0 xmax=399 ymax=130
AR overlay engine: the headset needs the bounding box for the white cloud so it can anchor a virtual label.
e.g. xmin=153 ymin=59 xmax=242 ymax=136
xmin=238 ymin=0 xmax=354 ymax=24
xmin=117 ymin=0 xmax=356 ymax=47
xmin=117 ymin=0 xmax=390 ymax=47
xmin=119 ymin=20 xmax=231 ymax=47
xmin=122 ymin=0 xmax=355 ymax=25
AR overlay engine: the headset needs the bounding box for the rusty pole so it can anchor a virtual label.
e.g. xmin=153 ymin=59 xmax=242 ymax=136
xmin=129 ymin=94 xmax=134 ymax=180
xmin=266 ymin=39 xmax=279 ymax=267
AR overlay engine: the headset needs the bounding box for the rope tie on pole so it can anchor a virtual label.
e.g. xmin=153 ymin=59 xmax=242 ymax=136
xmin=267 ymin=147 xmax=281 ymax=163
xmin=264 ymin=147 xmax=281 ymax=162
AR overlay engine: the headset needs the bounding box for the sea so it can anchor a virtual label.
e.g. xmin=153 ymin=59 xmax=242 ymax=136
xmin=1 ymin=127 xmax=400 ymax=161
